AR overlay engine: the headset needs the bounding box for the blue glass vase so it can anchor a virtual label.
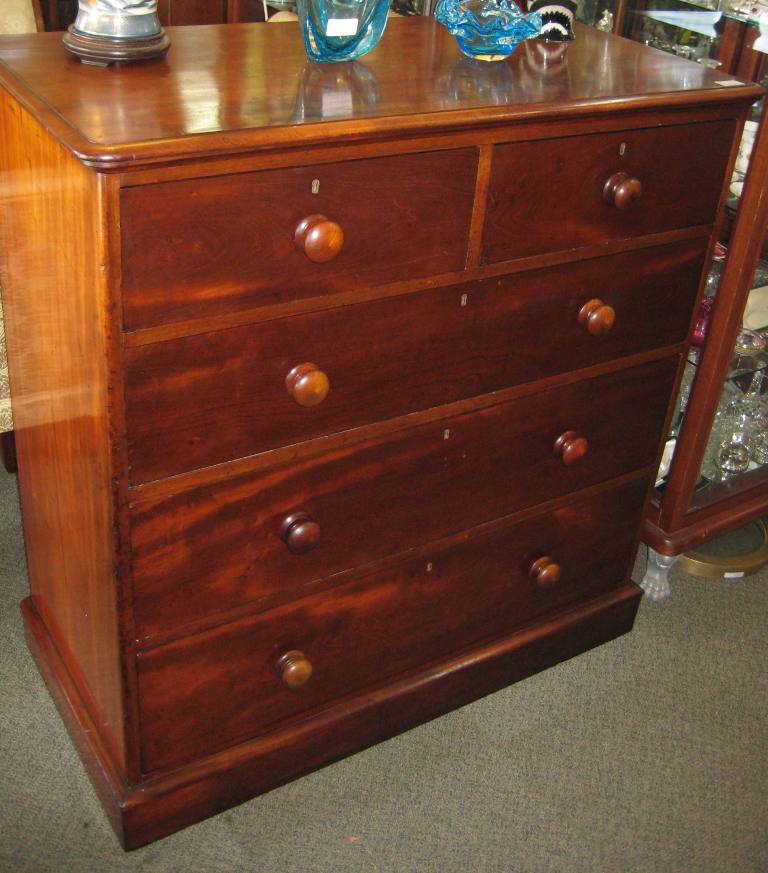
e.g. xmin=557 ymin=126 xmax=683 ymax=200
xmin=296 ymin=0 xmax=390 ymax=63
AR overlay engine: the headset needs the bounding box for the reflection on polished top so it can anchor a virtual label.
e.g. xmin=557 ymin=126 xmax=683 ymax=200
xmin=0 ymin=17 xmax=761 ymax=168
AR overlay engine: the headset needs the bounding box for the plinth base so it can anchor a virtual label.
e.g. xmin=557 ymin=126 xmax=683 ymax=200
xmin=62 ymin=27 xmax=170 ymax=66
xmin=21 ymin=585 xmax=641 ymax=849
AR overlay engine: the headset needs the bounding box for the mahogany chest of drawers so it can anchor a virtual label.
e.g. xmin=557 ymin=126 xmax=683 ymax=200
xmin=0 ymin=19 xmax=760 ymax=848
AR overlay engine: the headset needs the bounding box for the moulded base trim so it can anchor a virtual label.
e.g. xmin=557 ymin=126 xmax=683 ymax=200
xmin=22 ymin=583 xmax=642 ymax=850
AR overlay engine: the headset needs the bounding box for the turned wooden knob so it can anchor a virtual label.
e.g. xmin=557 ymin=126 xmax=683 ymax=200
xmin=281 ymin=512 xmax=321 ymax=554
xmin=286 ymin=363 xmax=330 ymax=407
xmin=578 ymin=299 xmax=616 ymax=336
xmin=529 ymin=556 xmax=562 ymax=588
xmin=276 ymin=650 xmax=313 ymax=689
xmin=602 ymin=172 xmax=642 ymax=210
xmin=294 ymin=214 xmax=344 ymax=263
xmin=554 ymin=430 xmax=589 ymax=465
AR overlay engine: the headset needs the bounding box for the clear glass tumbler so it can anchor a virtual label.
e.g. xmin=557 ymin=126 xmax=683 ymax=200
xmin=716 ymin=404 xmax=755 ymax=479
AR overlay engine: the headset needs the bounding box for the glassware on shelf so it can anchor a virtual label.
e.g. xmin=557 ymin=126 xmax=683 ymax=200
xmin=670 ymin=359 xmax=698 ymax=437
xmin=705 ymin=242 xmax=727 ymax=297
xmin=734 ymin=328 xmax=767 ymax=354
xmin=701 ymin=379 xmax=743 ymax=481
xmin=690 ymin=245 xmax=727 ymax=348
xmin=731 ymin=327 xmax=767 ymax=376
xmin=716 ymin=403 xmax=756 ymax=478
xmin=702 ymin=369 xmax=768 ymax=482
xmin=692 ymin=295 xmax=715 ymax=347
xmin=296 ymin=0 xmax=390 ymax=62
xmin=739 ymin=370 xmax=768 ymax=464
xmin=595 ymin=9 xmax=613 ymax=30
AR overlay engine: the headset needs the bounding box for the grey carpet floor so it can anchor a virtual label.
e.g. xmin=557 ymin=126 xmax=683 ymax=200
xmin=0 ymin=466 xmax=766 ymax=873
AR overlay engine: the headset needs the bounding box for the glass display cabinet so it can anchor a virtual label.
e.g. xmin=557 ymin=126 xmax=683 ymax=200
xmin=587 ymin=0 xmax=767 ymax=79
xmin=641 ymin=78 xmax=768 ymax=598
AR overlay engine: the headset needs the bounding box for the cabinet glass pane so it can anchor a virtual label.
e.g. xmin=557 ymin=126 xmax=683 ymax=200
xmin=653 ymin=54 xmax=767 ymax=507
xmin=624 ymin=0 xmax=722 ymax=64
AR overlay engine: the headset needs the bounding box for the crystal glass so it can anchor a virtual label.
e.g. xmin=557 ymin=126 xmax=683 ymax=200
xmin=709 ymin=371 xmax=768 ymax=479
xmin=434 ymin=0 xmax=542 ymax=62
xmin=701 ymin=379 xmax=742 ymax=481
xmin=716 ymin=405 xmax=755 ymax=478
xmin=738 ymin=370 xmax=768 ymax=465
xmin=296 ymin=0 xmax=390 ymax=63
xmin=731 ymin=327 xmax=766 ymax=376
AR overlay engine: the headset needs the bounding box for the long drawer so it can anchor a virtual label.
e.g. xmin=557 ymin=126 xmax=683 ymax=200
xmin=124 ymin=240 xmax=704 ymax=483
xmin=120 ymin=149 xmax=477 ymax=330
xmin=136 ymin=476 xmax=648 ymax=774
xmin=483 ymin=120 xmax=734 ymax=263
xmin=129 ymin=357 xmax=677 ymax=640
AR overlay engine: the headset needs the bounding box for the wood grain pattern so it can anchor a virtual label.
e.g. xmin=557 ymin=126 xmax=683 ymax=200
xmin=129 ymin=358 xmax=677 ymax=641
xmin=26 ymin=578 xmax=643 ymax=848
xmin=124 ymin=240 xmax=705 ymax=483
xmin=120 ymin=150 xmax=477 ymax=329
xmin=0 ymin=22 xmax=760 ymax=170
xmin=0 ymin=92 xmax=129 ymax=773
xmin=0 ymin=21 xmax=752 ymax=849
xmin=137 ymin=476 xmax=647 ymax=773
xmin=123 ymin=225 xmax=712 ymax=349
xmin=483 ymin=121 xmax=735 ymax=263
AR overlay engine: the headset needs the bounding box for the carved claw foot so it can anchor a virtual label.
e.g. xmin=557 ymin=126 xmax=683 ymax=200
xmin=639 ymin=549 xmax=680 ymax=602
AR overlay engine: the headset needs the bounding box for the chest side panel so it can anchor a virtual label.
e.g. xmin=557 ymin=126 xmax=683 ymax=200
xmin=0 ymin=93 xmax=130 ymax=776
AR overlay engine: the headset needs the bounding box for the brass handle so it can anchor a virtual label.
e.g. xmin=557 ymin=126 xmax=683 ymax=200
xmin=529 ymin=556 xmax=562 ymax=588
xmin=554 ymin=430 xmax=589 ymax=465
xmin=286 ymin=362 xmax=330 ymax=407
xmin=578 ymin=299 xmax=616 ymax=336
xmin=281 ymin=512 xmax=321 ymax=555
xmin=602 ymin=172 xmax=642 ymax=210
xmin=276 ymin=650 xmax=313 ymax=689
xmin=294 ymin=213 xmax=344 ymax=263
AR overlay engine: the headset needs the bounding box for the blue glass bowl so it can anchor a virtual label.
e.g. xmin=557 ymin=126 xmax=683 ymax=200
xmin=434 ymin=0 xmax=542 ymax=61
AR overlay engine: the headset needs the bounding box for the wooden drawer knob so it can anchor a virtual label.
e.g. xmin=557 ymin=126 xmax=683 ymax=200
xmin=578 ymin=299 xmax=616 ymax=336
xmin=602 ymin=172 xmax=642 ymax=210
xmin=554 ymin=430 xmax=589 ymax=465
xmin=294 ymin=213 xmax=344 ymax=263
xmin=286 ymin=363 xmax=330 ymax=407
xmin=529 ymin=556 xmax=561 ymax=588
xmin=276 ymin=650 xmax=313 ymax=689
xmin=281 ymin=512 xmax=321 ymax=554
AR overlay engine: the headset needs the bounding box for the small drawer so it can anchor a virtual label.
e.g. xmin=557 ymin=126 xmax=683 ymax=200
xmin=130 ymin=357 xmax=677 ymax=641
xmin=136 ymin=476 xmax=648 ymax=774
xmin=124 ymin=239 xmax=704 ymax=483
xmin=120 ymin=149 xmax=477 ymax=330
xmin=483 ymin=120 xmax=735 ymax=263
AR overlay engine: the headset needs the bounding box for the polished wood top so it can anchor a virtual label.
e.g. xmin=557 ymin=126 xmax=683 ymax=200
xmin=0 ymin=18 xmax=761 ymax=168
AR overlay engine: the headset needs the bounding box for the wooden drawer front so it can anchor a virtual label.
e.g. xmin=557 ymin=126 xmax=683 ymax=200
xmin=120 ymin=150 xmax=477 ymax=330
xmin=124 ymin=239 xmax=704 ymax=484
xmin=483 ymin=120 xmax=735 ymax=264
xmin=137 ymin=476 xmax=648 ymax=773
xmin=130 ymin=357 xmax=676 ymax=640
